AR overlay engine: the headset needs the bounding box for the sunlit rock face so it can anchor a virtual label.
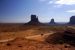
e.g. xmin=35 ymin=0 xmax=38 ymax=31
xmin=49 ymin=18 xmax=55 ymax=24
xmin=69 ymin=16 xmax=75 ymax=24
xmin=27 ymin=15 xmax=40 ymax=25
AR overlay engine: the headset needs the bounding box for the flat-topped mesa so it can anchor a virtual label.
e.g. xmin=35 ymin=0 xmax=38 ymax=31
xmin=27 ymin=15 xmax=40 ymax=25
xmin=69 ymin=16 xmax=75 ymax=24
xmin=49 ymin=18 xmax=55 ymax=24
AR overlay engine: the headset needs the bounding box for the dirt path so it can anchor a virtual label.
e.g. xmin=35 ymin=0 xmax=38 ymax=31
xmin=25 ymin=32 xmax=54 ymax=41
xmin=67 ymin=26 xmax=75 ymax=29
xmin=0 ymin=38 xmax=15 ymax=42
xmin=0 ymin=32 xmax=16 ymax=42
xmin=0 ymin=32 xmax=54 ymax=42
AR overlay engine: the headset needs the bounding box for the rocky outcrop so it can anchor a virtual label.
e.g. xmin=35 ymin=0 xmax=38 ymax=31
xmin=49 ymin=18 xmax=55 ymax=24
xmin=26 ymin=15 xmax=40 ymax=25
xmin=69 ymin=16 xmax=75 ymax=24
xmin=45 ymin=28 xmax=75 ymax=46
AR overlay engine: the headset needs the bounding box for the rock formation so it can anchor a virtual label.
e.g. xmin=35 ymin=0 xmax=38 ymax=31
xmin=27 ymin=15 xmax=40 ymax=25
xmin=49 ymin=18 xmax=55 ymax=24
xmin=69 ymin=16 xmax=75 ymax=24
xmin=45 ymin=28 xmax=75 ymax=46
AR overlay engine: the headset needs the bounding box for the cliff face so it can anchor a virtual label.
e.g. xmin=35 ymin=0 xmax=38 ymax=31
xmin=49 ymin=18 xmax=55 ymax=24
xmin=69 ymin=16 xmax=75 ymax=24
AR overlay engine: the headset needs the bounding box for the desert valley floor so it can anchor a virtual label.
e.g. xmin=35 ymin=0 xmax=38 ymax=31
xmin=0 ymin=24 xmax=75 ymax=50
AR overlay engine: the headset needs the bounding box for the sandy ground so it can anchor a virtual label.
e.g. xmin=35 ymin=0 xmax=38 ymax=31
xmin=0 ymin=25 xmax=75 ymax=50
xmin=0 ymin=37 xmax=75 ymax=50
xmin=25 ymin=32 xmax=54 ymax=41
xmin=0 ymin=31 xmax=54 ymax=42
xmin=0 ymin=31 xmax=75 ymax=50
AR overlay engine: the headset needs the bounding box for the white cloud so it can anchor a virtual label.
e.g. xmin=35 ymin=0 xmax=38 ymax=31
xmin=48 ymin=0 xmax=75 ymax=7
xmin=55 ymin=0 xmax=75 ymax=5
xmin=66 ymin=10 xmax=75 ymax=13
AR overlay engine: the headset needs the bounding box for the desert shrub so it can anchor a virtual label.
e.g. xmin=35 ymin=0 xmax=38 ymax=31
xmin=18 ymin=45 xmax=22 ymax=47
xmin=6 ymin=43 xmax=11 ymax=46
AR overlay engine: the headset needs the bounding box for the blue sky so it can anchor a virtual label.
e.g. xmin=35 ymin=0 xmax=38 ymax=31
xmin=0 ymin=0 xmax=75 ymax=23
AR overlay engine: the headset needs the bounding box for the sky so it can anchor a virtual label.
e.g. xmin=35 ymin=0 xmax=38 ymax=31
xmin=0 ymin=0 xmax=75 ymax=23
